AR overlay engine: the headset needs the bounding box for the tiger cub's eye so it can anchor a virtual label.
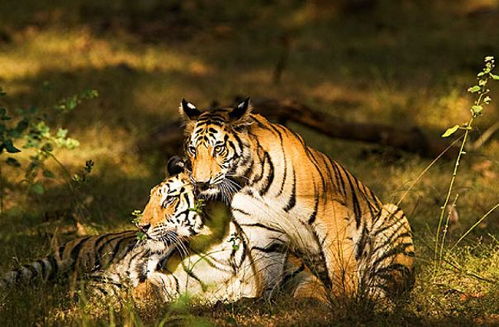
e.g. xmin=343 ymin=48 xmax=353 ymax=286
xmin=188 ymin=145 xmax=196 ymax=155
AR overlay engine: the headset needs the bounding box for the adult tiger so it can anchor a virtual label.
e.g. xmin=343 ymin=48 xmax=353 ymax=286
xmin=178 ymin=98 xmax=415 ymax=301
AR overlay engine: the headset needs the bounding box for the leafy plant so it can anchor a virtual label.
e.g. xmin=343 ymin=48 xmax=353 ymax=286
xmin=0 ymin=86 xmax=98 ymax=213
xmin=434 ymin=56 xmax=499 ymax=270
xmin=131 ymin=209 xmax=143 ymax=226
xmin=188 ymin=198 xmax=206 ymax=215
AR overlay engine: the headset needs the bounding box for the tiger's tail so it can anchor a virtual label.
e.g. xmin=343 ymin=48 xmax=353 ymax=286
xmin=0 ymin=254 xmax=69 ymax=289
xmin=0 ymin=231 xmax=138 ymax=290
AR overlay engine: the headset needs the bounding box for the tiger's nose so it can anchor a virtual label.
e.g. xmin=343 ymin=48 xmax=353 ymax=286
xmin=196 ymin=181 xmax=210 ymax=190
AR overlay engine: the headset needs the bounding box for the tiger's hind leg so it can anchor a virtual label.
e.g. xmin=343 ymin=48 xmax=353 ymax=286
xmin=361 ymin=203 xmax=415 ymax=301
xmin=280 ymin=254 xmax=328 ymax=303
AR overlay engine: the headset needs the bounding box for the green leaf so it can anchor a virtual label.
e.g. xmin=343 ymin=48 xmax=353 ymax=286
xmin=490 ymin=73 xmax=499 ymax=80
xmin=41 ymin=142 xmax=54 ymax=152
xmin=6 ymin=157 xmax=21 ymax=167
xmin=15 ymin=119 xmax=29 ymax=134
xmin=442 ymin=125 xmax=460 ymax=138
xmin=31 ymin=183 xmax=45 ymax=195
xmin=136 ymin=231 xmax=147 ymax=241
xmin=485 ymin=56 xmax=494 ymax=62
xmin=0 ymin=107 xmax=10 ymax=120
xmin=467 ymin=85 xmax=480 ymax=93
xmin=3 ymin=139 xmax=21 ymax=153
xmin=83 ymin=89 xmax=99 ymax=99
xmin=43 ymin=169 xmax=55 ymax=178
xmin=471 ymin=105 xmax=483 ymax=116
xmin=56 ymin=128 xmax=68 ymax=138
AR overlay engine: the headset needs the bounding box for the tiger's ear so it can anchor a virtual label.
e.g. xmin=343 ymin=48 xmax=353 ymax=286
xmin=167 ymin=156 xmax=185 ymax=176
xmin=179 ymin=99 xmax=201 ymax=121
xmin=229 ymin=97 xmax=253 ymax=128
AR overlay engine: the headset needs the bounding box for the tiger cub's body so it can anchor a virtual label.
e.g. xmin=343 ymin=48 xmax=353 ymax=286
xmin=179 ymin=99 xmax=415 ymax=301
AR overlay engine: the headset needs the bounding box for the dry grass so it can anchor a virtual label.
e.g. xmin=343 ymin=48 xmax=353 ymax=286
xmin=0 ymin=1 xmax=498 ymax=326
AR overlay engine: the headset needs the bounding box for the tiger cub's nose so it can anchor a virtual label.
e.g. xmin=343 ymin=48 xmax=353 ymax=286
xmin=138 ymin=223 xmax=151 ymax=233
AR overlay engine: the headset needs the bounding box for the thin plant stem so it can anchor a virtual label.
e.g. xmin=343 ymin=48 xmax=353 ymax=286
xmin=397 ymin=135 xmax=464 ymax=207
xmin=450 ymin=202 xmax=499 ymax=251
xmin=438 ymin=193 xmax=459 ymax=263
xmin=433 ymin=118 xmax=473 ymax=270
xmin=0 ymin=163 xmax=3 ymax=215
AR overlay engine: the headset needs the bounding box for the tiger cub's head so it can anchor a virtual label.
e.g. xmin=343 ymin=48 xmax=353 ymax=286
xmin=179 ymin=98 xmax=253 ymax=200
xmin=137 ymin=156 xmax=204 ymax=246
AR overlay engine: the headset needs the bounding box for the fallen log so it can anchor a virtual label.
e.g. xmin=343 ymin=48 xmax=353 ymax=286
xmin=139 ymin=98 xmax=460 ymax=159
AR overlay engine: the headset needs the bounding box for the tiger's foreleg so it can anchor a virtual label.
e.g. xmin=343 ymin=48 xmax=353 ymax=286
xmin=312 ymin=201 xmax=359 ymax=300
xmin=232 ymin=209 xmax=289 ymax=299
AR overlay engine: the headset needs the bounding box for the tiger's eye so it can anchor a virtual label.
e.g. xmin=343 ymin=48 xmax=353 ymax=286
xmin=188 ymin=145 xmax=196 ymax=155
xmin=214 ymin=145 xmax=225 ymax=154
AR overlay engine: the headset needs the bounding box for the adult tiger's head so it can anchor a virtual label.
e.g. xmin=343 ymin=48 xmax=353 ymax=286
xmin=137 ymin=156 xmax=204 ymax=246
xmin=179 ymin=98 xmax=253 ymax=200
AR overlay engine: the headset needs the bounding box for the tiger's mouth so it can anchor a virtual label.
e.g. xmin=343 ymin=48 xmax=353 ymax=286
xmin=141 ymin=228 xmax=191 ymax=258
xmin=195 ymin=177 xmax=242 ymax=203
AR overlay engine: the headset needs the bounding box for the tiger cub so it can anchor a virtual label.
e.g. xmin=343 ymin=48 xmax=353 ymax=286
xmin=0 ymin=166 xmax=202 ymax=294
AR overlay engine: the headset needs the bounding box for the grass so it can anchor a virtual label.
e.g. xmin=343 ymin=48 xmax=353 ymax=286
xmin=0 ymin=0 xmax=498 ymax=325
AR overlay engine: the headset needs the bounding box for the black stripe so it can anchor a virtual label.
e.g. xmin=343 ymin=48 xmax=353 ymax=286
xmin=373 ymin=210 xmax=404 ymax=237
xmin=239 ymin=223 xmax=282 ymax=234
xmin=22 ymin=264 xmax=39 ymax=280
xmin=344 ymin=172 xmax=362 ymax=228
xmin=305 ymin=148 xmax=327 ymax=192
xmin=231 ymin=219 xmax=248 ymax=270
xmin=310 ymin=230 xmax=332 ymax=289
xmin=232 ymin=207 xmax=251 ymax=216
xmin=372 ymin=243 xmax=414 ymax=268
xmin=333 ymin=161 xmax=347 ymax=196
xmin=251 ymin=242 xmax=287 ymax=254
xmin=283 ymin=169 xmax=296 ymax=212
xmin=183 ymin=264 xmax=206 ymax=291
xmin=101 ymin=236 xmax=136 ymax=269
xmin=355 ymin=227 xmax=369 ymax=260
xmin=35 ymin=259 xmax=46 ymax=279
xmin=281 ymin=262 xmax=306 ymax=287
xmin=277 ymin=150 xmax=287 ymax=196
xmin=259 ymin=152 xmax=275 ymax=196
xmin=308 ymin=197 xmax=319 ymax=224
xmin=69 ymin=237 xmax=92 ymax=267
xmin=47 ymin=255 xmax=59 ymax=280
xmin=331 ymin=161 xmax=347 ymax=196
xmin=251 ymin=146 xmax=266 ymax=184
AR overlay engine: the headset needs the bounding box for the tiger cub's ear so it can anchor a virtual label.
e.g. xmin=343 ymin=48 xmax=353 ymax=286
xmin=229 ymin=97 xmax=253 ymax=129
xmin=167 ymin=156 xmax=185 ymax=176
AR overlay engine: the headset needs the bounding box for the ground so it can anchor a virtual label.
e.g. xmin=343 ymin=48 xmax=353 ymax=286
xmin=0 ymin=1 xmax=498 ymax=326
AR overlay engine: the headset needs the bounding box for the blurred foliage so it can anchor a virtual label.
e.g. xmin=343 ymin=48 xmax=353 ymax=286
xmin=0 ymin=87 xmax=97 ymax=197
